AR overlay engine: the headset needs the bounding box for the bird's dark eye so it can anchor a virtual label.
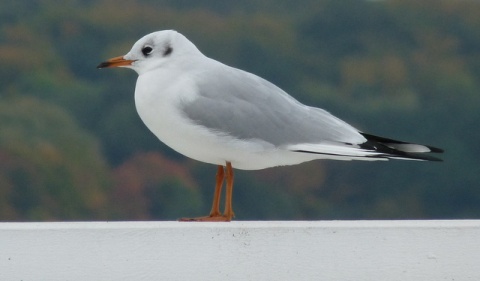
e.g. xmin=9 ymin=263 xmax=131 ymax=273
xmin=142 ymin=46 xmax=153 ymax=56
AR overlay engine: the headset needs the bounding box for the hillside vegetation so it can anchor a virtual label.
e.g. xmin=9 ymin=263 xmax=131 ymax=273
xmin=0 ymin=0 xmax=479 ymax=220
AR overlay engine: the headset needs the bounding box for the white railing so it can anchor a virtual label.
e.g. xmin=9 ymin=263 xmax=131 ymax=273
xmin=0 ymin=220 xmax=479 ymax=281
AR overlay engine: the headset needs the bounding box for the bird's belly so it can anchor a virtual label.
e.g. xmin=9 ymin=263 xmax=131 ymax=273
xmin=135 ymin=99 xmax=318 ymax=170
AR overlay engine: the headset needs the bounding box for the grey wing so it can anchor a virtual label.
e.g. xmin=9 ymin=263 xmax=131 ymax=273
xmin=180 ymin=64 xmax=366 ymax=147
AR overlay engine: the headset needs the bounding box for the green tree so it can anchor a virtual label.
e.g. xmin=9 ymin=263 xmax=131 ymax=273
xmin=0 ymin=97 xmax=112 ymax=220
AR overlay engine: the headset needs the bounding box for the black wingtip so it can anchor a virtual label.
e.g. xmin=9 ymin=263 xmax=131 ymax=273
xmin=360 ymin=132 xmax=444 ymax=162
xmin=428 ymin=146 xmax=444 ymax=153
xmin=408 ymin=153 xmax=443 ymax=162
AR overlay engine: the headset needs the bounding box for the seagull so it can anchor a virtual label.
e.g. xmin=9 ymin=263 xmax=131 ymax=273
xmin=98 ymin=30 xmax=443 ymax=222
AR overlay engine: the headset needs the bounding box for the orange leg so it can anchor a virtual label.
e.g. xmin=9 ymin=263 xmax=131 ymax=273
xmin=179 ymin=163 xmax=234 ymax=222
xmin=223 ymin=162 xmax=235 ymax=221
xmin=209 ymin=165 xmax=225 ymax=217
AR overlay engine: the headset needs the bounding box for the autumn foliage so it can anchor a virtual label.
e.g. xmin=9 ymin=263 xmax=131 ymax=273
xmin=0 ymin=0 xmax=479 ymax=220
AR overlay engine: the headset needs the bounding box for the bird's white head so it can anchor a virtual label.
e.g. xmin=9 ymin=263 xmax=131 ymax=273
xmin=97 ymin=30 xmax=201 ymax=75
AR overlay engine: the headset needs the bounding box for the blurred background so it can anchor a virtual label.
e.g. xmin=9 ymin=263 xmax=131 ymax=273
xmin=0 ymin=0 xmax=479 ymax=221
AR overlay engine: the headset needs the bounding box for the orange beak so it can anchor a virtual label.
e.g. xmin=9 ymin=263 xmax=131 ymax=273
xmin=97 ymin=56 xmax=135 ymax=69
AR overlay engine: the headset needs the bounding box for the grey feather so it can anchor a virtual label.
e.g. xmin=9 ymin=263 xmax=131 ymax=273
xmin=180 ymin=63 xmax=365 ymax=147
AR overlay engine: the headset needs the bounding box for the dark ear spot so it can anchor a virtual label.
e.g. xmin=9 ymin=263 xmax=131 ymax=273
xmin=163 ymin=45 xmax=173 ymax=56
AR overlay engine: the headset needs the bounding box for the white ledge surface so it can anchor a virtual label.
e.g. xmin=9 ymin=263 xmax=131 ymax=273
xmin=1 ymin=220 xmax=479 ymax=281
